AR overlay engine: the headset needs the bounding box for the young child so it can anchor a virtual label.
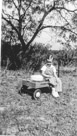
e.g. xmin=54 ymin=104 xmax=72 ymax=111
xmin=41 ymin=55 xmax=62 ymax=98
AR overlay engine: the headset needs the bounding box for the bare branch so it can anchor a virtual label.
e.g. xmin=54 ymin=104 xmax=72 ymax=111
xmin=26 ymin=2 xmax=58 ymax=47
xmin=40 ymin=25 xmax=65 ymax=30
xmin=44 ymin=0 xmax=46 ymax=12
xmin=56 ymin=6 xmax=77 ymax=13
xmin=40 ymin=24 xmax=77 ymax=36
xmin=22 ymin=20 xmax=31 ymax=36
xmin=21 ymin=0 xmax=33 ymax=20
xmin=47 ymin=1 xmax=56 ymax=14
xmin=56 ymin=9 xmax=73 ymax=29
xmin=12 ymin=0 xmax=18 ymax=10
xmin=27 ymin=12 xmax=47 ymax=45
xmin=2 ymin=15 xmax=19 ymax=34
xmin=2 ymin=9 xmax=19 ymax=21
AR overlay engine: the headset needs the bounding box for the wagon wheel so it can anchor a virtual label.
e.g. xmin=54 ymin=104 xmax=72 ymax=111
xmin=33 ymin=89 xmax=41 ymax=100
xmin=19 ymin=85 xmax=27 ymax=94
xmin=18 ymin=86 xmax=23 ymax=94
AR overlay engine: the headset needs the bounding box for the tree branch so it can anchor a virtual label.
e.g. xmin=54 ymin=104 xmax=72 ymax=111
xmin=44 ymin=0 xmax=46 ymax=12
xmin=26 ymin=2 xmax=56 ymax=47
xmin=2 ymin=16 xmax=19 ymax=34
xmin=47 ymin=1 xmax=56 ymax=14
xmin=56 ymin=9 xmax=73 ymax=29
xmin=21 ymin=0 xmax=33 ymax=20
xmin=2 ymin=9 xmax=19 ymax=22
xmin=40 ymin=24 xmax=77 ymax=36
xmin=12 ymin=0 xmax=18 ymax=10
xmin=40 ymin=25 xmax=65 ymax=30
xmin=56 ymin=6 xmax=77 ymax=13
xmin=2 ymin=16 xmax=26 ymax=51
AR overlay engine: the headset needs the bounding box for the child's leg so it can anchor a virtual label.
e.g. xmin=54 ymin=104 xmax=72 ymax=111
xmin=56 ymin=78 xmax=62 ymax=92
xmin=52 ymin=87 xmax=59 ymax=98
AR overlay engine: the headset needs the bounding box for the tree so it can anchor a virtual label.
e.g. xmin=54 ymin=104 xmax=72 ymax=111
xmin=2 ymin=0 xmax=77 ymax=53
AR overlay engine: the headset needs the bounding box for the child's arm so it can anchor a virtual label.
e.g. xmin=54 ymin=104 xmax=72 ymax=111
xmin=41 ymin=65 xmax=50 ymax=78
xmin=53 ymin=66 xmax=59 ymax=82
xmin=42 ymin=70 xmax=51 ymax=78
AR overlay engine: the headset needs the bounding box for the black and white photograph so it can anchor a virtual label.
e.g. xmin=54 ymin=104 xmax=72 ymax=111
xmin=1 ymin=0 xmax=77 ymax=135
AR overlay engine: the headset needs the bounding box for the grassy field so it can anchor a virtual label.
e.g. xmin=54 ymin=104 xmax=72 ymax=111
xmin=0 ymin=67 xmax=77 ymax=136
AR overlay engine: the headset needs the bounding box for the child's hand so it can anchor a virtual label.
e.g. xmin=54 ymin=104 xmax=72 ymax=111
xmin=45 ymin=77 xmax=49 ymax=81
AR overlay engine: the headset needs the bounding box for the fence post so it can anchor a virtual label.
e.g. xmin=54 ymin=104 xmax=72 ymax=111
xmin=58 ymin=58 xmax=60 ymax=77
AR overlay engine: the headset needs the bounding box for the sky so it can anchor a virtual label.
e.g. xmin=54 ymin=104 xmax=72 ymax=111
xmin=34 ymin=1 xmax=77 ymax=50
xmin=34 ymin=29 xmax=63 ymax=50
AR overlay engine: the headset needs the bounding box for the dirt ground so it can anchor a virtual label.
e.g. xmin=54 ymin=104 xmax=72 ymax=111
xmin=0 ymin=68 xmax=77 ymax=136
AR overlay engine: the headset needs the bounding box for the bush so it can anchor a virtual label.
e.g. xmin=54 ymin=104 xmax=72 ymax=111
xmin=21 ymin=43 xmax=51 ymax=71
xmin=55 ymin=49 xmax=76 ymax=66
xmin=1 ymin=42 xmax=51 ymax=71
xmin=2 ymin=41 xmax=77 ymax=71
xmin=1 ymin=41 xmax=22 ymax=70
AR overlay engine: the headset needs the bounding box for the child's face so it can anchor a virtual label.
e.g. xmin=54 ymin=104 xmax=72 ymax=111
xmin=47 ymin=62 xmax=52 ymax=66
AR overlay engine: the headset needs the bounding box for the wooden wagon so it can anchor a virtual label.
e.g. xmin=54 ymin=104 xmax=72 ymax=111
xmin=18 ymin=79 xmax=52 ymax=99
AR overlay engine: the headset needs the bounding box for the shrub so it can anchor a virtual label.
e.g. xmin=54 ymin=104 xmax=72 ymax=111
xmin=21 ymin=43 xmax=51 ymax=71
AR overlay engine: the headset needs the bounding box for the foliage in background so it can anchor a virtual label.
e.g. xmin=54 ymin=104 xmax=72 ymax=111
xmin=21 ymin=43 xmax=52 ymax=71
xmin=1 ymin=42 xmax=51 ymax=71
xmin=56 ymin=49 xmax=74 ymax=66
xmin=1 ymin=41 xmax=77 ymax=71
xmin=1 ymin=41 xmax=22 ymax=70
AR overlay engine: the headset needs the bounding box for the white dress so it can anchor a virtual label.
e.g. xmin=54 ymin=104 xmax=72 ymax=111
xmin=41 ymin=64 xmax=62 ymax=92
xmin=41 ymin=64 xmax=57 ymax=85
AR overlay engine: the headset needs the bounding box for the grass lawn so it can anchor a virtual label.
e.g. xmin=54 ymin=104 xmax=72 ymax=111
xmin=0 ymin=67 xmax=77 ymax=136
